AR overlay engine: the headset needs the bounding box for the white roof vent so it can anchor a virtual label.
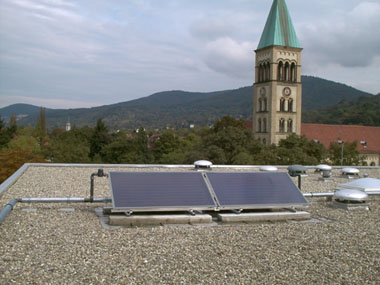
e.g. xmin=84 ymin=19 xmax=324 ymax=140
xmin=334 ymin=189 xmax=368 ymax=203
xmin=341 ymin=167 xmax=359 ymax=177
xmin=333 ymin=189 xmax=369 ymax=210
xmin=193 ymin=160 xmax=213 ymax=169
xmin=259 ymin=166 xmax=278 ymax=172
xmin=316 ymin=164 xmax=332 ymax=171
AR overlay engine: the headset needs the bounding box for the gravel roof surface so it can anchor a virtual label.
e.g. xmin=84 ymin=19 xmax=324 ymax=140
xmin=1 ymin=165 xmax=380 ymax=284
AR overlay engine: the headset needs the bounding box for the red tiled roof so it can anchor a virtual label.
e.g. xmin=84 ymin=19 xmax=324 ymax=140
xmin=301 ymin=124 xmax=380 ymax=154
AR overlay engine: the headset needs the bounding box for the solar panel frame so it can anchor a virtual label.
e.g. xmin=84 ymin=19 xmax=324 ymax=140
xmin=205 ymin=172 xmax=308 ymax=210
xmin=109 ymin=171 xmax=218 ymax=212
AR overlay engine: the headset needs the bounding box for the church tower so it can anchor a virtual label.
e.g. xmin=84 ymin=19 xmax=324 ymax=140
xmin=253 ymin=0 xmax=302 ymax=145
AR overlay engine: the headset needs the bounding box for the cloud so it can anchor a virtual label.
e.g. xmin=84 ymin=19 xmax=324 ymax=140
xmin=190 ymin=16 xmax=244 ymax=41
xmin=203 ymin=37 xmax=254 ymax=79
xmin=300 ymin=1 xmax=380 ymax=68
xmin=0 ymin=0 xmax=379 ymax=108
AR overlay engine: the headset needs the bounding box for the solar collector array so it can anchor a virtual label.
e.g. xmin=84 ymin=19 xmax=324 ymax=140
xmin=109 ymin=171 xmax=308 ymax=212
xmin=110 ymin=172 xmax=217 ymax=211
xmin=206 ymin=172 xmax=308 ymax=209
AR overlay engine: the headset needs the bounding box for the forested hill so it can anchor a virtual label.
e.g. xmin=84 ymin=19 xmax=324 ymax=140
xmin=0 ymin=76 xmax=374 ymax=130
xmin=303 ymin=93 xmax=380 ymax=126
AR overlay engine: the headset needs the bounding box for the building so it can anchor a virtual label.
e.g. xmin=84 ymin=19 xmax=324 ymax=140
xmin=253 ymin=0 xmax=302 ymax=145
xmin=65 ymin=118 xmax=71 ymax=131
xmin=302 ymin=124 xmax=380 ymax=166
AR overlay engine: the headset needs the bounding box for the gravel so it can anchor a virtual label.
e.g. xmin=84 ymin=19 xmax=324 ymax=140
xmin=1 ymin=165 xmax=379 ymax=284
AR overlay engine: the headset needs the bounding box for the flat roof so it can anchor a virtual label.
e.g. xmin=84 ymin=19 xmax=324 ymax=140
xmin=1 ymin=164 xmax=380 ymax=284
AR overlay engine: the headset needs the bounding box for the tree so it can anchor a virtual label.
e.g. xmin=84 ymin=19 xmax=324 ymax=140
xmin=202 ymin=118 xmax=252 ymax=164
xmin=10 ymin=114 xmax=17 ymax=127
xmin=0 ymin=116 xmax=17 ymax=149
xmin=134 ymin=127 xmax=151 ymax=163
xmin=101 ymin=132 xmax=134 ymax=163
xmin=89 ymin=119 xmax=110 ymax=160
xmin=276 ymin=134 xmax=327 ymax=165
xmin=36 ymin=107 xmax=46 ymax=137
xmin=153 ymin=130 xmax=180 ymax=163
xmin=329 ymin=141 xmax=360 ymax=165
xmin=213 ymin=116 xmax=246 ymax=132
xmin=0 ymin=147 xmax=45 ymax=183
xmin=47 ymin=127 xmax=91 ymax=163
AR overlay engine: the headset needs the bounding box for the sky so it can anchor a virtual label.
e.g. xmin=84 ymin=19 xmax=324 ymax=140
xmin=0 ymin=0 xmax=379 ymax=109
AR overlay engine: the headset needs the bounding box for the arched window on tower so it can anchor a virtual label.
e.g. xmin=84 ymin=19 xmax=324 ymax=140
xmin=279 ymin=118 xmax=285 ymax=133
xmin=263 ymin=118 xmax=267 ymax=133
xmin=263 ymin=97 xmax=267 ymax=111
xmin=258 ymin=64 xmax=262 ymax=82
xmin=290 ymin=63 xmax=296 ymax=82
xmin=258 ymin=118 xmax=262 ymax=133
xmin=266 ymin=62 xmax=270 ymax=81
xmin=278 ymin=61 xmax=283 ymax=81
xmin=284 ymin=62 xmax=290 ymax=81
xmin=258 ymin=98 xmax=262 ymax=112
xmin=287 ymin=119 xmax=293 ymax=133
xmin=280 ymin=98 xmax=286 ymax=112
xmin=288 ymin=99 xmax=293 ymax=112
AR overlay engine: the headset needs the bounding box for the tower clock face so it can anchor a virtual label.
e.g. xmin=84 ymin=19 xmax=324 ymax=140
xmin=260 ymin=87 xmax=266 ymax=96
xmin=283 ymin=87 xmax=291 ymax=96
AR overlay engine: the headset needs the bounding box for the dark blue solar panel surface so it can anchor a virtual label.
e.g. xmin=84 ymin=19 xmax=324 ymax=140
xmin=206 ymin=172 xmax=307 ymax=208
xmin=110 ymin=172 xmax=216 ymax=210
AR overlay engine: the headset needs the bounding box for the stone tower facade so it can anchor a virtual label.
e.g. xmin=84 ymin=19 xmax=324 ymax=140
xmin=253 ymin=0 xmax=302 ymax=145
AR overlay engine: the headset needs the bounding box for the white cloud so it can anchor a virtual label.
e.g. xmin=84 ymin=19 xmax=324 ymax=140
xmin=203 ymin=37 xmax=254 ymax=79
xmin=300 ymin=1 xmax=380 ymax=68
xmin=0 ymin=0 xmax=379 ymax=108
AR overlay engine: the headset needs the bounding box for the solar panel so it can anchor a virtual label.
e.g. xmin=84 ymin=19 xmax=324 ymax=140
xmin=109 ymin=172 xmax=217 ymax=212
xmin=205 ymin=172 xmax=308 ymax=209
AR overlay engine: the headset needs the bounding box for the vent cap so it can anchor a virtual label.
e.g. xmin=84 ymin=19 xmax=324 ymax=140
xmin=288 ymin=165 xmax=307 ymax=177
xmin=259 ymin=166 xmax=278 ymax=172
xmin=316 ymin=164 xmax=332 ymax=171
xmin=193 ymin=160 xmax=213 ymax=169
xmin=333 ymin=189 xmax=368 ymax=203
xmin=342 ymin=167 xmax=359 ymax=175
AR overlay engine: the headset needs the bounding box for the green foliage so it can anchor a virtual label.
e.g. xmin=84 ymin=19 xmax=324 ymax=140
xmin=0 ymin=116 xmax=345 ymax=182
xmin=201 ymin=117 xmax=253 ymax=164
xmin=153 ymin=130 xmax=181 ymax=163
xmin=0 ymin=116 xmax=17 ymax=149
xmin=329 ymin=141 xmax=360 ymax=166
xmin=89 ymin=119 xmax=110 ymax=160
xmin=8 ymin=136 xmax=41 ymax=153
xmin=303 ymin=94 xmax=380 ymax=126
xmin=47 ymin=127 xmax=91 ymax=163
xmin=0 ymin=147 xmax=45 ymax=183
xmin=277 ymin=134 xmax=327 ymax=165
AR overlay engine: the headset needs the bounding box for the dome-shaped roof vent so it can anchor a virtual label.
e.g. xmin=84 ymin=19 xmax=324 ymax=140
xmin=287 ymin=165 xmax=307 ymax=177
xmin=341 ymin=167 xmax=359 ymax=178
xmin=333 ymin=189 xmax=369 ymax=210
xmin=316 ymin=164 xmax=332 ymax=171
xmin=193 ymin=160 xmax=213 ymax=170
xmin=259 ymin=166 xmax=278 ymax=172
xmin=316 ymin=164 xmax=333 ymax=180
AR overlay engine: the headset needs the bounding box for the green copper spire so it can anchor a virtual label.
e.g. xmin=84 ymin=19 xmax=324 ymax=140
xmin=257 ymin=0 xmax=301 ymax=49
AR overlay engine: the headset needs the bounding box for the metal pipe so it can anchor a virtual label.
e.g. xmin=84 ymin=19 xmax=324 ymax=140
xmin=0 ymin=197 xmax=111 ymax=225
xmin=89 ymin=169 xmax=108 ymax=202
xmin=298 ymin=175 xmax=302 ymax=190
xmin=303 ymin=191 xmax=380 ymax=198
xmin=0 ymin=199 xmax=19 ymax=225
xmin=303 ymin=192 xmax=334 ymax=198
xmin=19 ymin=197 xmax=112 ymax=203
